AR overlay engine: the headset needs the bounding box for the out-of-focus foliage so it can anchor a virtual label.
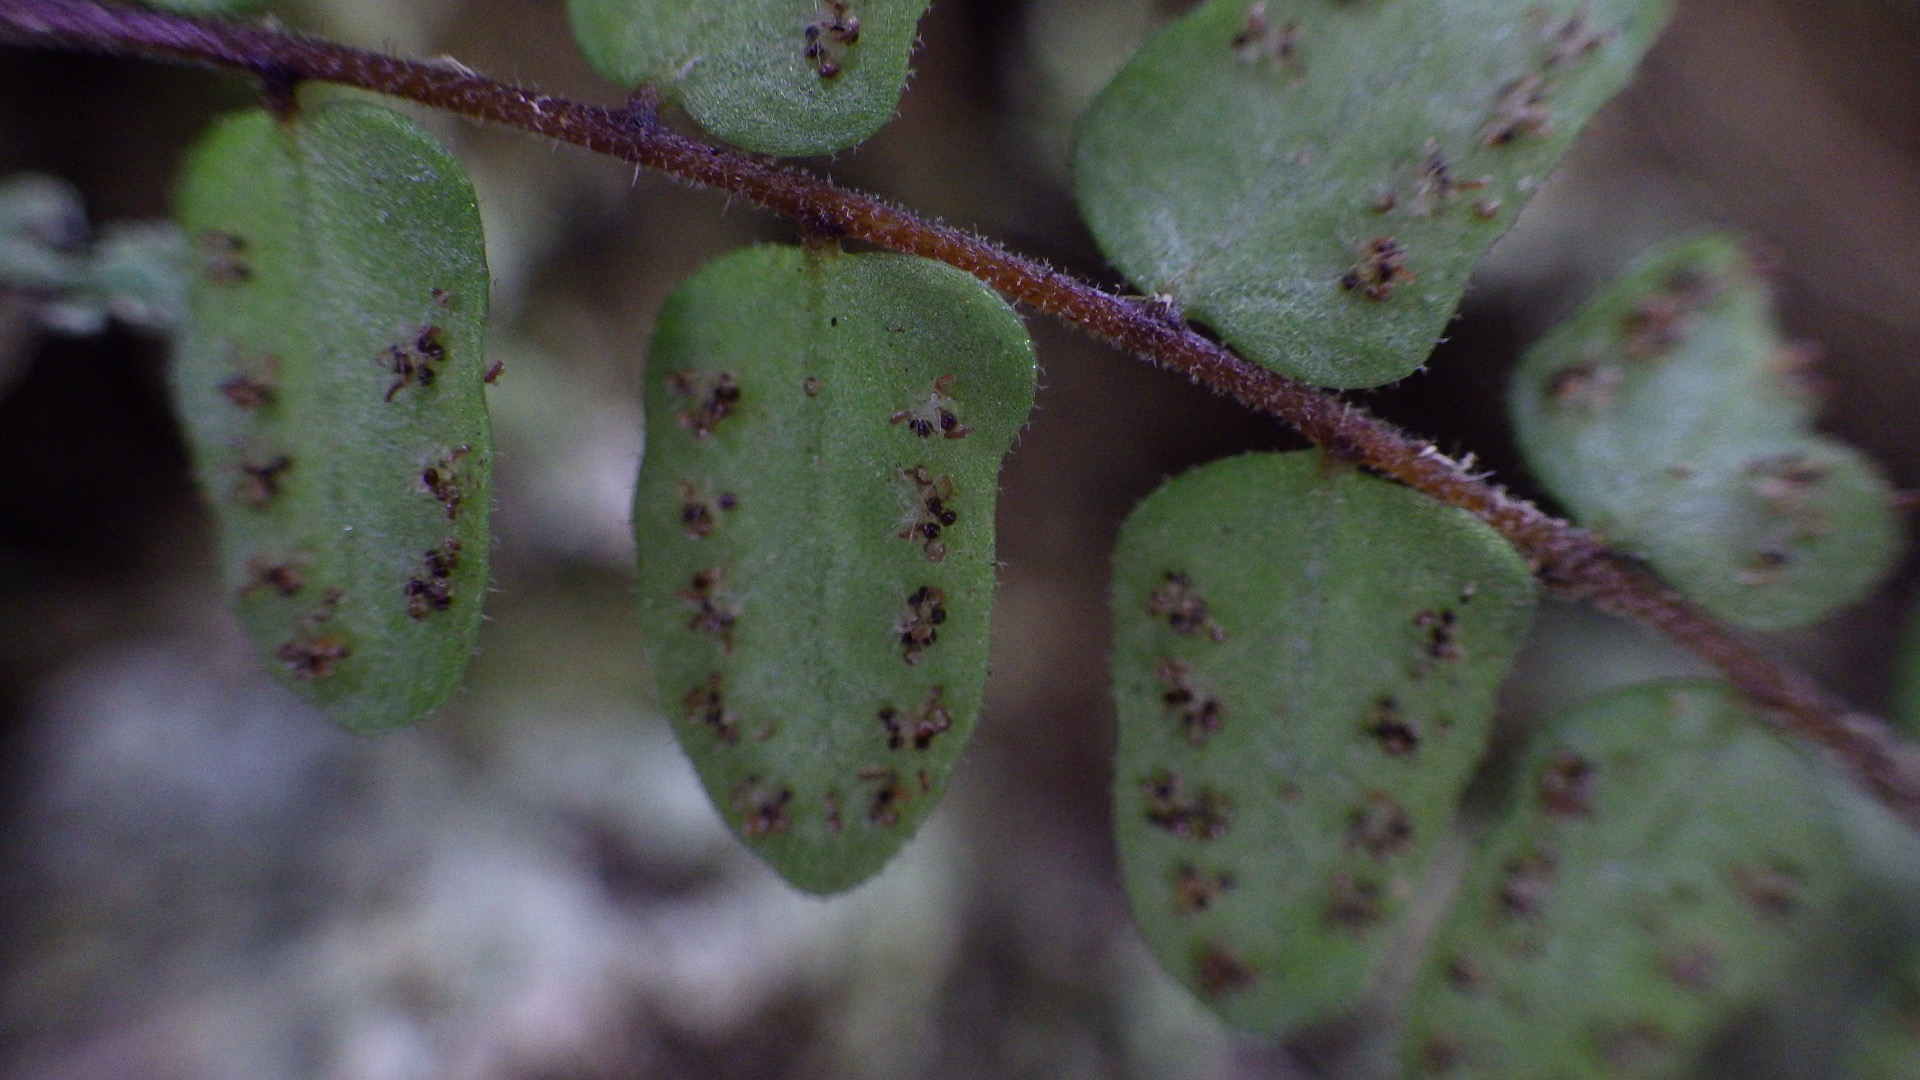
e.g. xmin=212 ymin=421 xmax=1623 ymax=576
xmin=0 ymin=172 xmax=187 ymax=336
xmin=1511 ymin=235 xmax=1902 ymax=631
xmin=1110 ymin=451 xmax=1536 ymax=1035
xmin=1404 ymin=681 xmax=1851 ymax=1079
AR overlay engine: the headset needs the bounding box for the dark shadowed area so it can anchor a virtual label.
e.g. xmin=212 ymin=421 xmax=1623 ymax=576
xmin=1 ymin=0 xmax=1917 ymax=1077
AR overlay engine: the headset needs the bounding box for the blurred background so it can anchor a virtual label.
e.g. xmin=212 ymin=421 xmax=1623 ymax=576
xmin=2 ymin=0 xmax=1919 ymax=1076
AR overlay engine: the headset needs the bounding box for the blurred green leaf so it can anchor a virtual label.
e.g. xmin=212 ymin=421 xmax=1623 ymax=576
xmin=1847 ymin=942 xmax=1920 ymax=1080
xmin=1073 ymin=0 xmax=1671 ymax=388
xmin=1109 ymin=451 xmax=1536 ymax=1034
xmin=172 ymin=99 xmax=493 ymax=732
xmin=1402 ymin=681 xmax=1852 ymax=1079
xmin=567 ymin=0 xmax=930 ymax=156
xmin=1511 ymin=235 xmax=1902 ymax=631
xmin=633 ymin=245 xmax=1036 ymax=893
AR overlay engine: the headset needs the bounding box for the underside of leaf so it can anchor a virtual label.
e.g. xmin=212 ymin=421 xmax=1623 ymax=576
xmin=1110 ymin=451 xmax=1537 ymax=1034
xmin=567 ymin=0 xmax=931 ymax=156
xmin=1074 ymin=0 xmax=1673 ymax=388
xmin=1403 ymin=681 xmax=1852 ymax=1079
xmin=633 ymin=245 xmax=1036 ymax=894
xmin=172 ymin=98 xmax=493 ymax=733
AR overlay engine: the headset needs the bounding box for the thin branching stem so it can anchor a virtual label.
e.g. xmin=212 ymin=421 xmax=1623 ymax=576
xmin=5 ymin=0 xmax=1918 ymax=827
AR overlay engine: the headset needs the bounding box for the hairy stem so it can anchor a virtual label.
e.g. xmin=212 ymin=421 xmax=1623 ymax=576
xmin=4 ymin=0 xmax=1917 ymax=828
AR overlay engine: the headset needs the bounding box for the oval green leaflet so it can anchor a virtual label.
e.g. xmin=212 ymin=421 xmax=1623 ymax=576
xmin=1402 ymin=680 xmax=1853 ymax=1078
xmin=633 ymin=245 xmax=1036 ymax=893
xmin=1510 ymin=235 xmax=1902 ymax=631
xmin=1073 ymin=0 xmax=1672 ymax=388
xmin=568 ymin=0 xmax=931 ymax=156
xmin=172 ymin=99 xmax=493 ymax=733
xmin=1110 ymin=451 xmax=1537 ymax=1034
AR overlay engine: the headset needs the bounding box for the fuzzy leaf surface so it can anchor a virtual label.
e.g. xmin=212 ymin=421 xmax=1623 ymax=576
xmin=568 ymin=0 xmax=929 ymax=156
xmin=1846 ymin=943 xmax=1920 ymax=1080
xmin=633 ymin=245 xmax=1035 ymax=894
xmin=1073 ymin=0 xmax=1671 ymax=388
xmin=1402 ymin=681 xmax=1852 ymax=1078
xmin=173 ymin=100 xmax=492 ymax=733
xmin=1511 ymin=235 xmax=1901 ymax=630
xmin=1110 ymin=451 xmax=1536 ymax=1034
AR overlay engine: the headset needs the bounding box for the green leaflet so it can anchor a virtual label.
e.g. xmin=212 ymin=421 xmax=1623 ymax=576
xmin=1511 ymin=235 xmax=1902 ymax=631
xmin=1073 ymin=0 xmax=1671 ymax=389
xmin=1110 ymin=452 xmax=1536 ymax=1034
xmin=172 ymin=100 xmax=493 ymax=733
xmin=633 ymin=245 xmax=1036 ymax=894
xmin=1402 ymin=681 xmax=1852 ymax=1079
xmin=568 ymin=0 xmax=929 ymax=156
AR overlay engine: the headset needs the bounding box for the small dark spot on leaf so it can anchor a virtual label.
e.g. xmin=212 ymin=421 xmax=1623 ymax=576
xmin=404 ymin=538 xmax=461 ymax=618
xmin=275 ymin=632 xmax=349 ymax=680
xmin=676 ymin=569 xmax=739 ymax=650
xmin=1540 ymin=7 xmax=1618 ymax=68
xmin=1482 ymin=74 xmax=1552 ymax=147
xmin=420 ymin=445 xmax=470 ymax=521
xmin=1537 ymin=749 xmax=1596 ymax=817
xmin=240 ymin=556 xmax=306 ymax=599
xmin=199 ymin=230 xmax=251 ymax=284
xmin=1156 ymin=658 xmax=1225 ymax=746
xmin=1661 ymin=943 xmax=1718 ymax=993
xmin=857 ymin=765 xmax=912 ymax=827
xmin=731 ymin=777 xmax=793 ymax=838
xmin=668 ymin=370 xmax=741 ymax=439
xmin=805 ymin=0 xmax=859 ymax=78
xmin=890 ymin=373 xmax=972 ymax=439
xmin=1142 ymin=769 xmax=1232 ymax=840
xmin=803 ymin=375 xmax=823 ymax=396
xmin=684 ymin=673 xmax=739 ymax=745
xmin=1231 ymin=1 xmax=1299 ymax=72
xmin=1147 ymin=572 xmax=1226 ymax=642
xmin=880 ymin=685 xmax=954 ymax=749
xmin=1341 ymin=236 xmax=1413 ymax=300
xmin=1498 ymin=848 xmax=1557 ymax=917
xmin=1326 ymin=871 xmax=1387 ymax=933
xmin=1414 ymin=608 xmax=1463 ymax=663
xmin=898 ymin=467 xmax=958 ymax=561
xmin=378 ymin=325 xmax=448 ymax=401
xmin=1172 ymin=863 xmax=1236 ymax=916
xmin=1347 ymin=791 xmax=1414 ymax=858
xmin=1366 ymin=696 xmax=1419 ymax=757
xmin=1547 ymin=361 xmax=1623 ymax=410
xmin=234 ymin=452 xmax=292 ymax=508
xmin=895 ymin=585 xmax=947 ymax=665
xmin=1443 ymin=954 xmax=1486 ymax=994
xmin=825 ymin=790 xmax=843 ymax=832
xmin=1194 ymin=944 xmax=1257 ymax=998
xmin=676 ymin=480 xmax=738 ymax=539
xmin=1732 ymin=861 xmax=1805 ymax=921
xmin=219 ymin=350 xmax=278 ymax=409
